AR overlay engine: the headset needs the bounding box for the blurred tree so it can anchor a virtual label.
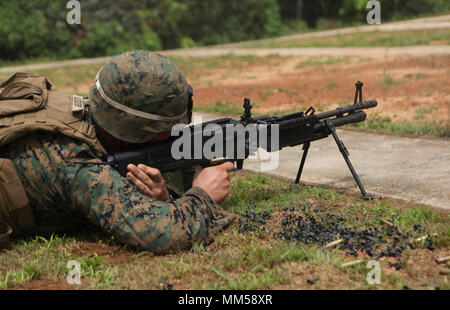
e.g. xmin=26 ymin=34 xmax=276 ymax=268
xmin=0 ymin=0 xmax=283 ymax=61
xmin=176 ymin=0 xmax=282 ymax=46
xmin=296 ymin=0 xmax=303 ymax=20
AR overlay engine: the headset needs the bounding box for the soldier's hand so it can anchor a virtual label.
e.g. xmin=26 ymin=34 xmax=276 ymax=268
xmin=192 ymin=161 xmax=234 ymax=203
xmin=126 ymin=164 xmax=170 ymax=201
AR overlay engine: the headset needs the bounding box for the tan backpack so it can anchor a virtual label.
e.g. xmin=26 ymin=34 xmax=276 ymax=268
xmin=0 ymin=72 xmax=107 ymax=247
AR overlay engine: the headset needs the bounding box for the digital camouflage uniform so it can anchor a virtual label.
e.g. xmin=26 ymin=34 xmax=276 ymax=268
xmin=0 ymin=51 xmax=236 ymax=253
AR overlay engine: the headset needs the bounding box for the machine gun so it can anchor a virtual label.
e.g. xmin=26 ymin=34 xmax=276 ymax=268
xmin=105 ymin=81 xmax=377 ymax=199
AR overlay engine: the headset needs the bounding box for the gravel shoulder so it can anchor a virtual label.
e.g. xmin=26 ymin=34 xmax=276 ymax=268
xmin=161 ymin=46 xmax=450 ymax=58
xmin=218 ymin=14 xmax=450 ymax=47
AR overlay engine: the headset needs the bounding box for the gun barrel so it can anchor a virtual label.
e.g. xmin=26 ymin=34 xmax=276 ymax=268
xmin=313 ymin=111 xmax=367 ymax=132
xmin=316 ymin=99 xmax=377 ymax=120
xmin=330 ymin=111 xmax=367 ymax=127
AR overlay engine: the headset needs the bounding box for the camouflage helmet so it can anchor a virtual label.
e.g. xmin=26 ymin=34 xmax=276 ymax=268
xmin=89 ymin=50 xmax=193 ymax=143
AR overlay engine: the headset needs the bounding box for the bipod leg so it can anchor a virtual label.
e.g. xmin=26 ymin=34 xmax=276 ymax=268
xmin=293 ymin=142 xmax=310 ymax=184
xmin=326 ymin=120 xmax=373 ymax=200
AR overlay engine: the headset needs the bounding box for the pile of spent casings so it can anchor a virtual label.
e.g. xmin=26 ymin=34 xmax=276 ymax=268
xmin=238 ymin=204 xmax=433 ymax=269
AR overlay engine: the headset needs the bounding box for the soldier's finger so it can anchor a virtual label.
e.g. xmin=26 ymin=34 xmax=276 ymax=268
xmin=134 ymin=178 xmax=153 ymax=197
xmin=139 ymin=174 xmax=155 ymax=189
xmin=128 ymin=171 xmax=152 ymax=192
xmin=126 ymin=172 xmax=135 ymax=182
xmin=126 ymin=172 xmax=141 ymax=186
xmin=221 ymin=161 xmax=235 ymax=172
xmin=127 ymin=164 xmax=147 ymax=181
xmin=129 ymin=164 xmax=153 ymax=185
xmin=127 ymin=164 xmax=138 ymax=172
xmin=138 ymin=164 xmax=162 ymax=182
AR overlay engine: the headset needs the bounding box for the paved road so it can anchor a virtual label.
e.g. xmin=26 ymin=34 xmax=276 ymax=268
xmin=0 ymin=56 xmax=110 ymax=74
xmin=220 ymin=14 xmax=450 ymax=47
xmin=194 ymin=112 xmax=450 ymax=210
xmin=162 ymin=46 xmax=450 ymax=58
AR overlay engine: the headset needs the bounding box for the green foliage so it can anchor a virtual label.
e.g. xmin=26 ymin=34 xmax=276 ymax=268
xmin=0 ymin=0 xmax=282 ymax=62
xmin=174 ymin=0 xmax=282 ymax=46
xmin=279 ymin=0 xmax=450 ymax=29
xmin=338 ymin=0 xmax=450 ymax=24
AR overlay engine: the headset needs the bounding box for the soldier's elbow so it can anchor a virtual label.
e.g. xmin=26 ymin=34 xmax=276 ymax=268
xmin=125 ymin=230 xmax=195 ymax=254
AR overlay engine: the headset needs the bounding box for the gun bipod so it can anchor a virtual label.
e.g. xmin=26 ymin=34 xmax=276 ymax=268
xmin=292 ymin=120 xmax=373 ymax=201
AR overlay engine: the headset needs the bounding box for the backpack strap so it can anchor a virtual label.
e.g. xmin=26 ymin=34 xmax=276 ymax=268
xmin=0 ymin=158 xmax=36 ymax=239
xmin=0 ymin=219 xmax=12 ymax=249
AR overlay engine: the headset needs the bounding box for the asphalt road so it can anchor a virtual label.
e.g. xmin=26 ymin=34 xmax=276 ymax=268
xmin=161 ymin=45 xmax=450 ymax=58
xmin=218 ymin=14 xmax=450 ymax=47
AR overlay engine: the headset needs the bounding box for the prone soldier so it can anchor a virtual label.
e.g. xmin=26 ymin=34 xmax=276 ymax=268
xmin=0 ymin=50 xmax=236 ymax=253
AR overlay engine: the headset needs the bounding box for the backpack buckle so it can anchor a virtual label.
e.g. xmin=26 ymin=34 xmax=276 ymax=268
xmin=72 ymin=95 xmax=84 ymax=113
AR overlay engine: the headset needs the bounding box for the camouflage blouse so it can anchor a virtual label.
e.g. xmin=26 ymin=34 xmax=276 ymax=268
xmin=0 ymin=132 xmax=235 ymax=253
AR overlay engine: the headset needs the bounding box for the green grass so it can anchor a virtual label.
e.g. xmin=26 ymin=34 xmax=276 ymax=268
xmin=324 ymin=82 xmax=338 ymax=89
xmin=76 ymin=253 xmax=117 ymax=288
xmin=169 ymin=54 xmax=284 ymax=75
xmin=0 ymin=55 xmax=276 ymax=95
xmin=223 ymin=173 xmax=342 ymax=215
xmin=0 ymin=54 xmax=286 ymax=97
xmin=0 ymin=234 xmax=117 ymax=289
xmin=413 ymin=107 xmax=438 ymax=120
xmin=349 ymin=114 xmax=449 ymax=137
xmin=0 ymin=63 xmax=102 ymax=97
xmin=258 ymin=88 xmax=288 ymax=100
xmin=0 ymin=172 xmax=448 ymax=289
xmin=377 ymin=71 xmax=403 ymax=87
xmin=193 ymin=100 xmax=245 ymax=115
xmin=0 ymin=57 xmax=61 ymax=68
xmin=295 ymin=56 xmax=349 ymax=68
xmin=249 ymin=29 xmax=450 ymax=48
xmin=206 ymin=243 xmax=342 ymax=289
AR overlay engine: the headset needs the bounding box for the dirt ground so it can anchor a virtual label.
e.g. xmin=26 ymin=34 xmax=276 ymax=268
xmin=188 ymin=54 xmax=449 ymax=123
